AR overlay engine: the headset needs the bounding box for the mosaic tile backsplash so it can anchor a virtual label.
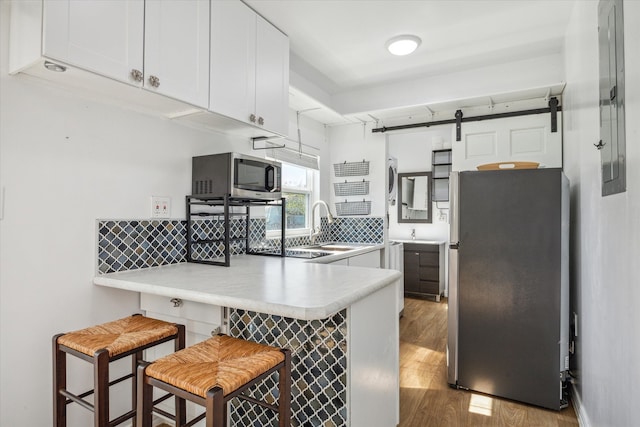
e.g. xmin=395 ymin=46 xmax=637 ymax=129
xmin=330 ymin=216 xmax=384 ymax=243
xmin=228 ymin=309 xmax=348 ymax=427
xmin=98 ymin=217 xmax=384 ymax=274
xmin=97 ymin=220 xmax=186 ymax=274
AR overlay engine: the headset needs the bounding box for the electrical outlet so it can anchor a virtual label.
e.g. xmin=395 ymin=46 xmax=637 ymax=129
xmin=151 ymin=196 xmax=171 ymax=218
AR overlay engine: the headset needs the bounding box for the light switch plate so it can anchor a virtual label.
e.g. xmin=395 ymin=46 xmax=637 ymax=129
xmin=151 ymin=196 xmax=171 ymax=218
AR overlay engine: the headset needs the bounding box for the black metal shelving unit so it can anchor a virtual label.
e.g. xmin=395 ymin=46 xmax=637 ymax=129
xmin=432 ymin=148 xmax=452 ymax=202
xmin=186 ymin=195 xmax=285 ymax=267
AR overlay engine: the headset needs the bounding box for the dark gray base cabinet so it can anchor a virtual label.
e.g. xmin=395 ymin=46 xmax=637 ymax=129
xmin=403 ymin=242 xmax=444 ymax=301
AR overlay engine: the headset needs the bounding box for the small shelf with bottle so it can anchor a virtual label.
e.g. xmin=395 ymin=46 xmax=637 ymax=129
xmin=431 ymin=148 xmax=452 ymax=202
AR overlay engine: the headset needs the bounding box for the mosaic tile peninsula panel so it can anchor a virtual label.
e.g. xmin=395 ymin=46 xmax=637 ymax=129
xmin=228 ymin=309 xmax=348 ymax=427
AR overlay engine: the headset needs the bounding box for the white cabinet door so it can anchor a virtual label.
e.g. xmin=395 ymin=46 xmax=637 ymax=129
xmin=210 ymin=0 xmax=256 ymax=125
xmin=348 ymin=250 xmax=381 ymax=268
xmin=452 ymin=113 xmax=563 ymax=171
xmin=255 ymin=15 xmax=290 ymax=136
xmin=210 ymin=0 xmax=289 ymax=135
xmin=140 ymin=294 xmax=223 ymax=347
xmin=144 ymin=0 xmax=210 ymax=108
xmin=43 ymin=0 xmax=144 ymax=85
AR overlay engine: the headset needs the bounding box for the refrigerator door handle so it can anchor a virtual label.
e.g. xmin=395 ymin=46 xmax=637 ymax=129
xmin=447 ymin=171 xmax=460 ymax=386
xmin=449 ymin=172 xmax=460 ymax=245
xmin=447 ymin=247 xmax=459 ymax=386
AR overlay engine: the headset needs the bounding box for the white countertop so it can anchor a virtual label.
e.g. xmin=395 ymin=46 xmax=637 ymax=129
xmin=390 ymin=239 xmax=446 ymax=245
xmin=305 ymin=243 xmax=384 ymax=264
xmin=94 ymin=255 xmax=400 ymax=320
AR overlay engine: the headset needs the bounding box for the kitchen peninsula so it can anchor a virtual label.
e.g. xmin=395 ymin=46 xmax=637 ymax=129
xmin=94 ymin=256 xmax=401 ymax=427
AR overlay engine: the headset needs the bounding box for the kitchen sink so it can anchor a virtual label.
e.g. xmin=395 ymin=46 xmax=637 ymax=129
xmin=284 ymin=250 xmax=333 ymax=259
xmin=254 ymin=242 xmax=376 ymax=260
xmin=302 ymin=244 xmax=354 ymax=252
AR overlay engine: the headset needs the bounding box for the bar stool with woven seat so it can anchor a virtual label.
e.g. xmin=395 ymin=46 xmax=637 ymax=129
xmin=137 ymin=334 xmax=291 ymax=427
xmin=53 ymin=314 xmax=185 ymax=426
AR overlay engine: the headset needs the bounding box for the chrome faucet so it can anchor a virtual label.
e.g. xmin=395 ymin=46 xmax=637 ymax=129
xmin=310 ymin=200 xmax=335 ymax=244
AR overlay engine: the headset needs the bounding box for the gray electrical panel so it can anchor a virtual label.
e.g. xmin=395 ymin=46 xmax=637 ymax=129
xmin=598 ymin=0 xmax=626 ymax=196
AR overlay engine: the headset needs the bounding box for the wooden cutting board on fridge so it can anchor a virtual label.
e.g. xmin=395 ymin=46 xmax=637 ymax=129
xmin=477 ymin=161 xmax=540 ymax=170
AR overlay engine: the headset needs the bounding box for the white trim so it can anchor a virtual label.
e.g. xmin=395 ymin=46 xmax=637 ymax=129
xmin=265 ymin=164 xmax=317 ymax=239
xmin=571 ymin=382 xmax=591 ymax=427
xmin=266 ymin=146 xmax=319 ymax=170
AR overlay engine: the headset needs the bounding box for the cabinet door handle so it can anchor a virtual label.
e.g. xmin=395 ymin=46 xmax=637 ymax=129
xmin=258 ymin=116 xmax=264 ymax=126
xmin=249 ymin=114 xmax=257 ymax=123
xmin=130 ymin=69 xmax=143 ymax=82
xmin=148 ymin=75 xmax=160 ymax=88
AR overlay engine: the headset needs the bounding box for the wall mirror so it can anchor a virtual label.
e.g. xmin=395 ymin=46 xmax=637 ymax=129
xmin=398 ymin=172 xmax=432 ymax=223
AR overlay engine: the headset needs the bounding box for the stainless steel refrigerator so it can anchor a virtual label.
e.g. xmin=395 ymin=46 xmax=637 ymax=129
xmin=447 ymin=168 xmax=569 ymax=410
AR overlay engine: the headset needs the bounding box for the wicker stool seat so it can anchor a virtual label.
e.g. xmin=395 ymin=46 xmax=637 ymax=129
xmin=137 ymin=334 xmax=291 ymax=427
xmin=53 ymin=314 xmax=185 ymax=427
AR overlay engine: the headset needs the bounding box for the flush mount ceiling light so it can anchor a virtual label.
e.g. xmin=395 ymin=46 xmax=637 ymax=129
xmin=386 ymin=35 xmax=421 ymax=56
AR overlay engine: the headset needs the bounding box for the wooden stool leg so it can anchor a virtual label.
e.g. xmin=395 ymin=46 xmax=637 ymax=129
xmin=206 ymin=387 xmax=225 ymax=427
xmin=174 ymin=324 xmax=187 ymax=426
xmin=93 ymin=349 xmax=110 ymax=427
xmin=175 ymin=324 xmax=186 ymax=352
xmin=53 ymin=334 xmax=67 ymax=427
xmin=175 ymin=396 xmax=186 ymax=426
xmin=131 ymin=350 xmax=143 ymax=427
xmin=278 ymin=349 xmax=292 ymax=427
xmin=136 ymin=362 xmax=153 ymax=427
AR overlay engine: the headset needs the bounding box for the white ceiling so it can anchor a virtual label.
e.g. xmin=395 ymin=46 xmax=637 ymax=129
xmin=245 ymin=0 xmax=577 ymax=126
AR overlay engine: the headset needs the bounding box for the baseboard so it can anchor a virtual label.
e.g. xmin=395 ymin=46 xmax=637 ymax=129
xmin=571 ymin=382 xmax=591 ymax=427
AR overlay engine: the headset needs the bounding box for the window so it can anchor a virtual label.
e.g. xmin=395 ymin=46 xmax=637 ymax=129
xmin=266 ymin=162 xmax=315 ymax=235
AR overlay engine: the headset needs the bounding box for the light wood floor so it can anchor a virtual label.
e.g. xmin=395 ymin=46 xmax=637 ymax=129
xmin=399 ymin=297 xmax=579 ymax=427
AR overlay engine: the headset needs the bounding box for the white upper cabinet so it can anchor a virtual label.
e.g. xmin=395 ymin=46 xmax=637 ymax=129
xmin=254 ymin=15 xmax=290 ymax=136
xmin=210 ymin=0 xmax=289 ymax=136
xmin=41 ymin=0 xmax=210 ymax=108
xmin=210 ymin=0 xmax=256 ymax=128
xmin=42 ymin=0 xmax=144 ymax=84
xmin=144 ymin=1 xmax=210 ymax=108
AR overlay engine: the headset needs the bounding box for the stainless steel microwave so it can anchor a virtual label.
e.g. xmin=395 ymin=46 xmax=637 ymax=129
xmin=192 ymin=153 xmax=281 ymax=200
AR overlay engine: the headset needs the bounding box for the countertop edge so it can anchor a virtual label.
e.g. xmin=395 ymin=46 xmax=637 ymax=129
xmin=390 ymin=239 xmax=446 ymax=245
xmin=94 ymin=267 xmax=401 ymax=321
xmin=307 ymin=243 xmax=385 ymax=264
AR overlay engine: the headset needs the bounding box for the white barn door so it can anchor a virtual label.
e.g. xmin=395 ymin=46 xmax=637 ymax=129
xmin=452 ymin=113 xmax=562 ymax=171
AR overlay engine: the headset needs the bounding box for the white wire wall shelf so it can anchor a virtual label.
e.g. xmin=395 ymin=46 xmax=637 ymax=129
xmin=335 ymin=200 xmax=372 ymax=216
xmin=333 ymin=160 xmax=370 ymax=177
xmin=333 ymin=180 xmax=370 ymax=197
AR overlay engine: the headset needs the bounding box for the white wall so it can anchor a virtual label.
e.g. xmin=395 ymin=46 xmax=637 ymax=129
xmin=387 ymin=128 xmax=451 ymax=242
xmin=332 ymin=53 xmax=565 ymax=116
xmin=0 ymin=75 xmax=211 ymax=426
xmin=0 ymin=2 xmax=325 ymax=424
xmin=327 ymin=123 xmax=386 ymax=217
xmin=562 ymin=1 xmax=640 ymax=426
